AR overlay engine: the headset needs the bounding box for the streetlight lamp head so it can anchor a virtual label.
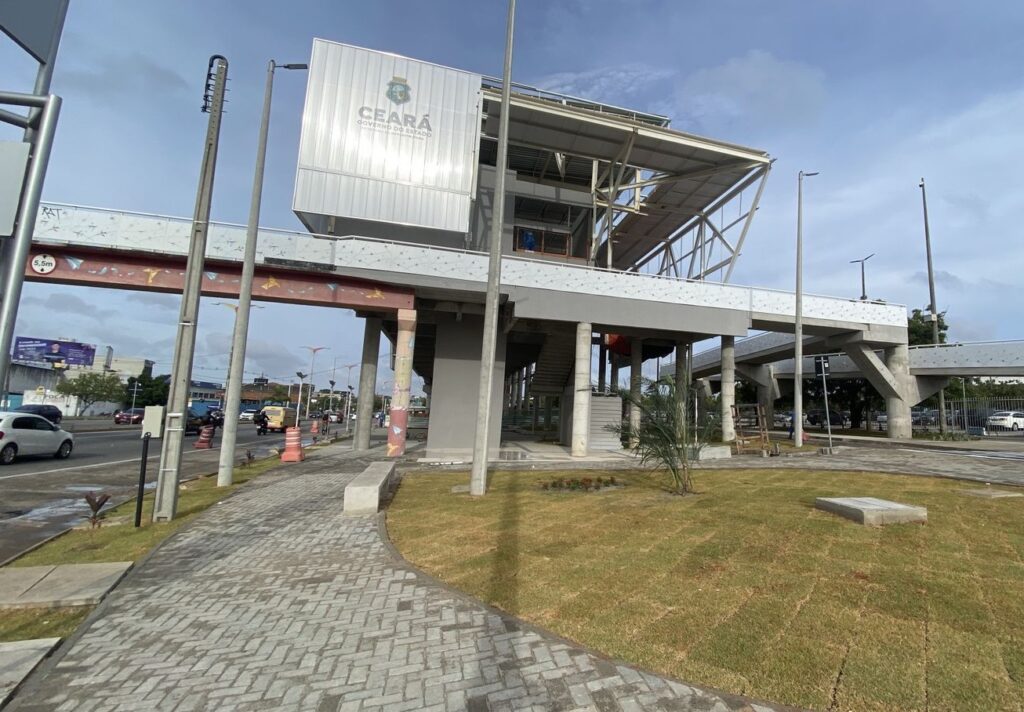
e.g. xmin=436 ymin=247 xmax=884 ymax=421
xmin=281 ymin=63 xmax=308 ymax=70
xmin=802 ymin=171 xmax=819 ymax=177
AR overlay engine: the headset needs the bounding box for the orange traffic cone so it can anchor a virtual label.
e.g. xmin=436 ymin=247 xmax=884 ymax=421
xmin=194 ymin=425 xmax=215 ymax=449
xmin=280 ymin=426 xmax=304 ymax=462
xmin=311 ymin=419 xmax=320 ymax=435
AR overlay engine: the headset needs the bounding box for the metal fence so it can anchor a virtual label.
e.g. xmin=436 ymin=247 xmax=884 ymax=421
xmin=917 ymin=398 xmax=1024 ymax=438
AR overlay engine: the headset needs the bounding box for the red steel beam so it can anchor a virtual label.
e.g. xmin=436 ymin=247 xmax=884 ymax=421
xmin=24 ymin=248 xmax=414 ymax=311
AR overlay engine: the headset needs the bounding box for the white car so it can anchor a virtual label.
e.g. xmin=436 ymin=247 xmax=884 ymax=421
xmin=239 ymin=409 xmax=258 ymax=422
xmin=986 ymin=411 xmax=1024 ymax=432
xmin=0 ymin=411 xmax=74 ymax=465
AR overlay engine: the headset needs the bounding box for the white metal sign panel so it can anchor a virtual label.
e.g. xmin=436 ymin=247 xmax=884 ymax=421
xmin=294 ymin=39 xmax=482 ymax=233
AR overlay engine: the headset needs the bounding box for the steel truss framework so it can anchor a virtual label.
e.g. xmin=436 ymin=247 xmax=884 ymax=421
xmin=630 ymin=163 xmax=771 ymax=282
xmin=585 ymin=136 xmax=771 ymax=282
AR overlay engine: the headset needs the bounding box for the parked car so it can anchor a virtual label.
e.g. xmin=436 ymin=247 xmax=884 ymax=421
xmin=185 ymin=409 xmax=206 ymax=435
xmin=986 ymin=411 xmax=1024 ymax=432
xmin=0 ymin=411 xmax=74 ymax=464
xmin=114 ymin=407 xmax=145 ymax=425
xmin=14 ymin=404 xmax=63 ymax=425
xmin=806 ymin=410 xmax=848 ymax=428
xmin=239 ymin=408 xmax=258 ymax=422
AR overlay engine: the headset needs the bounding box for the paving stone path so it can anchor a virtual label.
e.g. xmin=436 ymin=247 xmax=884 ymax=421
xmin=12 ymin=448 xmax=785 ymax=712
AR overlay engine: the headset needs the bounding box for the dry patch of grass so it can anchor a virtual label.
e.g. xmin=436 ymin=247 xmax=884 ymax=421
xmin=388 ymin=468 xmax=1024 ymax=711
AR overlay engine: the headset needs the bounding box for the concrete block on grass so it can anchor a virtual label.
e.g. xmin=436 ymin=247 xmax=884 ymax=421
xmin=961 ymin=488 xmax=1023 ymax=499
xmin=0 ymin=563 xmax=132 ymax=608
xmin=1 ymin=638 xmax=60 ymax=705
xmin=344 ymin=462 xmax=397 ymax=516
xmin=815 ymin=497 xmax=927 ymax=526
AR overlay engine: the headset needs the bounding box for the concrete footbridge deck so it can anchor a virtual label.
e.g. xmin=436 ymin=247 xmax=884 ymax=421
xmin=29 ymin=202 xmax=906 ymax=342
xmin=689 ymin=332 xmax=1024 ymax=380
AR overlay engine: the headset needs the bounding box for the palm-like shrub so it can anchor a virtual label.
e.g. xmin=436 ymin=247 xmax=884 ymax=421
xmin=615 ymin=377 xmax=715 ymax=494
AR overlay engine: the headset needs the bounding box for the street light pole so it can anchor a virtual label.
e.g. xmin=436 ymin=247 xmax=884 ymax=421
xmin=216 ymin=60 xmax=305 ymax=486
xmin=919 ymin=178 xmax=947 ymax=434
xmin=295 ymin=371 xmax=306 ymax=428
xmin=849 ymin=253 xmax=875 ymax=301
xmin=302 ymin=346 xmax=327 ymax=419
xmin=470 ymin=0 xmax=516 ymax=496
xmin=794 ymin=170 xmax=818 ymax=449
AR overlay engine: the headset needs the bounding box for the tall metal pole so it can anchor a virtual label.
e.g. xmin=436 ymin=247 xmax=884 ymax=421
xmin=0 ymin=0 xmax=69 ymax=399
xmin=153 ymin=56 xmax=228 ymax=522
xmin=0 ymin=94 xmax=61 ymax=403
xmin=919 ymin=178 xmax=947 ymax=434
xmin=217 ymin=60 xmax=275 ymax=487
xmin=849 ymin=253 xmax=873 ymax=301
xmin=469 ymin=0 xmax=516 ymax=496
xmin=794 ymin=170 xmax=818 ymax=448
xmin=303 ymin=346 xmax=326 ymax=419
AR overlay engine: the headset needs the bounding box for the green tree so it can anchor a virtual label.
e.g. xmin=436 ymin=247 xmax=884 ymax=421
xmin=124 ymin=373 xmax=169 ymax=407
xmin=56 ymin=372 xmax=126 ymax=414
xmin=908 ymin=307 xmax=948 ymax=346
xmin=267 ymin=384 xmax=291 ymax=405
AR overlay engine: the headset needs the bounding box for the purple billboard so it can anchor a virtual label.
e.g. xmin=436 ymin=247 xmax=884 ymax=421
xmin=13 ymin=337 xmax=96 ymax=367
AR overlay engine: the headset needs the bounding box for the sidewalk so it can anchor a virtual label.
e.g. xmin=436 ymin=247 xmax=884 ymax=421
xmin=10 ymin=445 xmax=787 ymax=712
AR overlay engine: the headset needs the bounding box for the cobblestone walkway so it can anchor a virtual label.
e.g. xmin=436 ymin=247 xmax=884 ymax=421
xmin=12 ymin=448 xmax=785 ymax=712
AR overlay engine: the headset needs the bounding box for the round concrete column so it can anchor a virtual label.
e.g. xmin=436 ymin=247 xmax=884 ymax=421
xmin=571 ymin=322 xmax=593 ymax=457
xmin=884 ymin=344 xmax=913 ymax=439
xmin=386 ymin=308 xmax=416 ymax=457
xmin=720 ymin=335 xmax=736 ymax=442
xmin=629 ymin=338 xmax=643 ymax=447
xmin=353 ymin=317 xmax=381 ymax=451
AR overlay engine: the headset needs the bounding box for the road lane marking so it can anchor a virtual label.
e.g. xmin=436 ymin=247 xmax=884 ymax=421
xmin=0 ymin=438 xmax=283 ymax=481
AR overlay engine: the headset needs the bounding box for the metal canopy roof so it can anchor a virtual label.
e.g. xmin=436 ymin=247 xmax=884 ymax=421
xmin=482 ymin=89 xmax=769 ymax=176
xmin=482 ymin=88 xmax=772 ymax=273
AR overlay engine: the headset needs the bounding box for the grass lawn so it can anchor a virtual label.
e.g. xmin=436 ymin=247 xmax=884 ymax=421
xmin=0 ymin=454 xmax=283 ymax=642
xmin=389 ymin=468 xmax=1024 ymax=711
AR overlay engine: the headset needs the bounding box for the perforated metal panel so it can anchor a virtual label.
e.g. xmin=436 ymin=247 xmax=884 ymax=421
xmin=293 ymin=39 xmax=482 ymax=233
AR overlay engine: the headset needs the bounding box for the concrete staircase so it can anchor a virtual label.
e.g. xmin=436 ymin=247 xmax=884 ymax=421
xmin=590 ymin=395 xmax=624 ymax=450
xmin=529 ymin=333 xmax=576 ymax=395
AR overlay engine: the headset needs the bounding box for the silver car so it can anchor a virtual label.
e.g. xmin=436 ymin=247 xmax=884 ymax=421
xmin=0 ymin=411 xmax=74 ymax=464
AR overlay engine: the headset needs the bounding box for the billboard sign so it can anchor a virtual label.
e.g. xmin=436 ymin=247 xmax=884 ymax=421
xmin=13 ymin=337 xmax=96 ymax=367
xmin=293 ymin=39 xmax=482 ymax=234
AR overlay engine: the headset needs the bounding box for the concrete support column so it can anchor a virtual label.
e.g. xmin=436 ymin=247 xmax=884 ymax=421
xmin=610 ymin=354 xmax=620 ymax=393
xmin=884 ymin=344 xmax=913 ymax=439
xmin=354 ymin=316 xmax=381 ymax=451
xmin=598 ymin=340 xmax=607 ymax=392
xmin=544 ymin=396 xmax=553 ymax=429
xmin=571 ymin=322 xmax=592 ymax=457
xmin=629 ymin=338 xmax=643 ymax=447
xmin=386 ymin=308 xmax=416 ymax=457
xmin=720 ymin=335 xmax=736 ymax=442
xmin=674 ymin=344 xmax=688 ymax=441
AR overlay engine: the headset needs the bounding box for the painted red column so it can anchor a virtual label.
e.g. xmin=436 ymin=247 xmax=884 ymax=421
xmin=386 ymin=308 xmax=417 ymax=457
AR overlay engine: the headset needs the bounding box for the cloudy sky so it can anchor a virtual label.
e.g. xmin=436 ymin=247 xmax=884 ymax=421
xmin=2 ymin=0 xmax=1021 ymax=391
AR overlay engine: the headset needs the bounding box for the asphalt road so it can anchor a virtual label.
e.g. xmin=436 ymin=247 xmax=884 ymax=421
xmin=0 ymin=425 xmax=289 ymax=564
